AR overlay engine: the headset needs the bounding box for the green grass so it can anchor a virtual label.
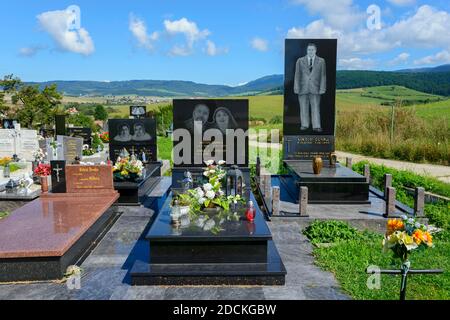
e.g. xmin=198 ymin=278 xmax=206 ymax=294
xmin=415 ymin=99 xmax=450 ymax=124
xmin=0 ymin=211 xmax=10 ymax=220
xmin=303 ymin=220 xmax=450 ymax=300
xmin=157 ymin=136 xmax=172 ymax=163
xmin=314 ymin=235 xmax=450 ymax=300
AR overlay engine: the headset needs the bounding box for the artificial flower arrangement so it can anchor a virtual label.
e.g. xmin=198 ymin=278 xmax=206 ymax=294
xmin=112 ymin=156 xmax=144 ymax=182
xmin=99 ymin=132 xmax=109 ymax=143
xmin=383 ymin=215 xmax=433 ymax=262
xmin=82 ymin=144 xmax=96 ymax=156
xmin=33 ymin=163 xmax=51 ymax=177
xmin=180 ymin=160 xmax=245 ymax=214
xmin=32 ymin=148 xmax=47 ymax=163
xmin=0 ymin=157 xmax=12 ymax=167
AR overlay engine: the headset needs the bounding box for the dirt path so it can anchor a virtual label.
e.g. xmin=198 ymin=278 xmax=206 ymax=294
xmin=336 ymin=151 xmax=450 ymax=183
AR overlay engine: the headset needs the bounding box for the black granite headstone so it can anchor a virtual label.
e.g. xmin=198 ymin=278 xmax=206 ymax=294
xmin=55 ymin=115 xmax=66 ymax=136
xmin=51 ymin=160 xmax=66 ymax=193
xmin=108 ymin=118 xmax=157 ymax=162
xmin=67 ymin=127 xmax=92 ymax=146
xmin=172 ymin=99 xmax=249 ymax=167
xmin=283 ymin=39 xmax=337 ymax=160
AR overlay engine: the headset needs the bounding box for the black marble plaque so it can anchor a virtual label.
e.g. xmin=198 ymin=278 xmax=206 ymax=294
xmin=284 ymin=135 xmax=335 ymax=160
xmin=130 ymin=106 xmax=147 ymax=118
xmin=51 ymin=160 xmax=66 ymax=193
xmin=54 ymin=115 xmax=66 ymax=136
xmin=173 ymin=99 xmax=249 ymax=167
xmin=283 ymin=39 xmax=337 ymax=160
xmin=108 ymin=118 xmax=157 ymax=162
xmin=67 ymin=127 xmax=92 ymax=146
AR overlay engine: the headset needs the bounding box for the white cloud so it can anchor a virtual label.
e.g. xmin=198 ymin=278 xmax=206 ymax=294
xmin=37 ymin=9 xmax=94 ymax=55
xmin=129 ymin=14 xmax=159 ymax=51
xmin=251 ymin=37 xmax=269 ymax=52
xmin=413 ymin=50 xmax=450 ymax=65
xmin=128 ymin=15 xmax=226 ymax=57
xmin=287 ymin=5 xmax=450 ymax=64
xmin=18 ymin=45 xmax=46 ymax=57
xmin=164 ymin=17 xmax=210 ymax=55
xmin=389 ymin=52 xmax=410 ymax=65
xmin=290 ymin=0 xmax=365 ymax=30
xmin=387 ymin=0 xmax=415 ymax=6
xmin=204 ymin=40 xmax=228 ymax=56
xmin=338 ymin=57 xmax=376 ymax=70
xmin=386 ymin=5 xmax=450 ymax=49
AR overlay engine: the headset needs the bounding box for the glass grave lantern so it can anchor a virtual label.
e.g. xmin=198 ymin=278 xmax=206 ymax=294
xmin=226 ymin=165 xmax=244 ymax=197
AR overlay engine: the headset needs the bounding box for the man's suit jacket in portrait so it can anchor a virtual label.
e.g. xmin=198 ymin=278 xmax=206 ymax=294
xmin=294 ymin=55 xmax=327 ymax=95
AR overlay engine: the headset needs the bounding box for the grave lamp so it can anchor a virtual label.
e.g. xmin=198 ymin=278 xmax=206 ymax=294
xmin=226 ymin=165 xmax=244 ymax=197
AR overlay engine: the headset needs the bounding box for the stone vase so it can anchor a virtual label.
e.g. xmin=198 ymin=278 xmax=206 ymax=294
xmin=40 ymin=176 xmax=49 ymax=193
xmin=312 ymin=157 xmax=323 ymax=175
xmin=329 ymin=152 xmax=337 ymax=167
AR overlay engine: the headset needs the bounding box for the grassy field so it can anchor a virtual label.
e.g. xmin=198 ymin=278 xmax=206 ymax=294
xmin=67 ymin=85 xmax=449 ymax=121
xmin=303 ymin=215 xmax=450 ymax=300
xmin=67 ymin=85 xmax=449 ymax=165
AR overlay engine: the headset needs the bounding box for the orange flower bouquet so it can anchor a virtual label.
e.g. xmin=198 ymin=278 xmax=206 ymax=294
xmin=383 ymin=215 xmax=433 ymax=263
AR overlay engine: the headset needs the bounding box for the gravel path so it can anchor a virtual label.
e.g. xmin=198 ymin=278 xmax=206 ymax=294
xmin=336 ymin=151 xmax=450 ymax=183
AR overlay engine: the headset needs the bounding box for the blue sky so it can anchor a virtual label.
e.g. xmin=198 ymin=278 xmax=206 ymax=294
xmin=1 ymin=0 xmax=450 ymax=85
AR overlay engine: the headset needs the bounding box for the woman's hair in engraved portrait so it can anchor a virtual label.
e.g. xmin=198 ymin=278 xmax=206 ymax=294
xmin=211 ymin=107 xmax=238 ymax=134
xmin=113 ymin=123 xmax=132 ymax=142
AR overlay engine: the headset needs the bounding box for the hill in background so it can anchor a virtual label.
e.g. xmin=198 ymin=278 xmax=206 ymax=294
xmin=25 ymin=65 xmax=450 ymax=97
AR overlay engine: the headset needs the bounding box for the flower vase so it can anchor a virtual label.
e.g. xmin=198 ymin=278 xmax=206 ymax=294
xmin=40 ymin=176 xmax=49 ymax=193
xmin=312 ymin=157 xmax=323 ymax=175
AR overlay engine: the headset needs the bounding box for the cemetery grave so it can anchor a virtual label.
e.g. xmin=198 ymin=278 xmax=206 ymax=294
xmin=0 ymin=37 xmax=445 ymax=301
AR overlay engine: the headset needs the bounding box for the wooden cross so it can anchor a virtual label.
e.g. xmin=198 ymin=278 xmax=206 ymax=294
xmin=53 ymin=164 xmax=63 ymax=183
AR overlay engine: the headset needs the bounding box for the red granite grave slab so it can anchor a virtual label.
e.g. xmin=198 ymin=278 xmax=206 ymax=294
xmin=0 ymin=192 xmax=119 ymax=259
xmin=65 ymin=165 xmax=114 ymax=193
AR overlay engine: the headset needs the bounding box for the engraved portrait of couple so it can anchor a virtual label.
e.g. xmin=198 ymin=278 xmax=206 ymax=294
xmin=184 ymin=104 xmax=238 ymax=135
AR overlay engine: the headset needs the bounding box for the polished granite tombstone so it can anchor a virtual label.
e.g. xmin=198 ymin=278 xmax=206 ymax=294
xmin=51 ymin=160 xmax=66 ymax=193
xmin=114 ymin=161 xmax=163 ymax=206
xmin=130 ymin=192 xmax=286 ymax=286
xmin=0 ymin=192 xmax=119 ymax=282
xmin=283 ymin=160 xmax=369 ymax=204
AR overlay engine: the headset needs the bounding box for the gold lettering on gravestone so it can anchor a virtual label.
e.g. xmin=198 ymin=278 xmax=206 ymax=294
xmin=65 ymin=165 xmax=114 ymax=193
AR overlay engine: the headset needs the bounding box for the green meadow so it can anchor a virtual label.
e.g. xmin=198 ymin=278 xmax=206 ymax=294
xmin=90 ymin=85 xmax=449 ymax=165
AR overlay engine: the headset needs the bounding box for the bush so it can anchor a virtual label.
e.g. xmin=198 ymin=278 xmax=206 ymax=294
xmin=91 ymin=133 xmax=104 ymax=152
xmin=303 ymin=220 xmax=363 ymax=244
xmin=269 ymin=115 xmax=283 ymax=124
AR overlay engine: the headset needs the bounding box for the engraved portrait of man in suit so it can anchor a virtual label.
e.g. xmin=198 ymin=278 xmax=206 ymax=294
xmin=294 ymin=43 xmax=326 ymax=132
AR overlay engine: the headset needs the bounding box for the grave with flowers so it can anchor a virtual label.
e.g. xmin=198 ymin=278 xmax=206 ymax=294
xmin=130 ymin=99 xmax=286 ymax=285
xmin=366 ymin=215 xmax=443 ymax=300
xmin=108 ymin=117 xmax=162 ymax=206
